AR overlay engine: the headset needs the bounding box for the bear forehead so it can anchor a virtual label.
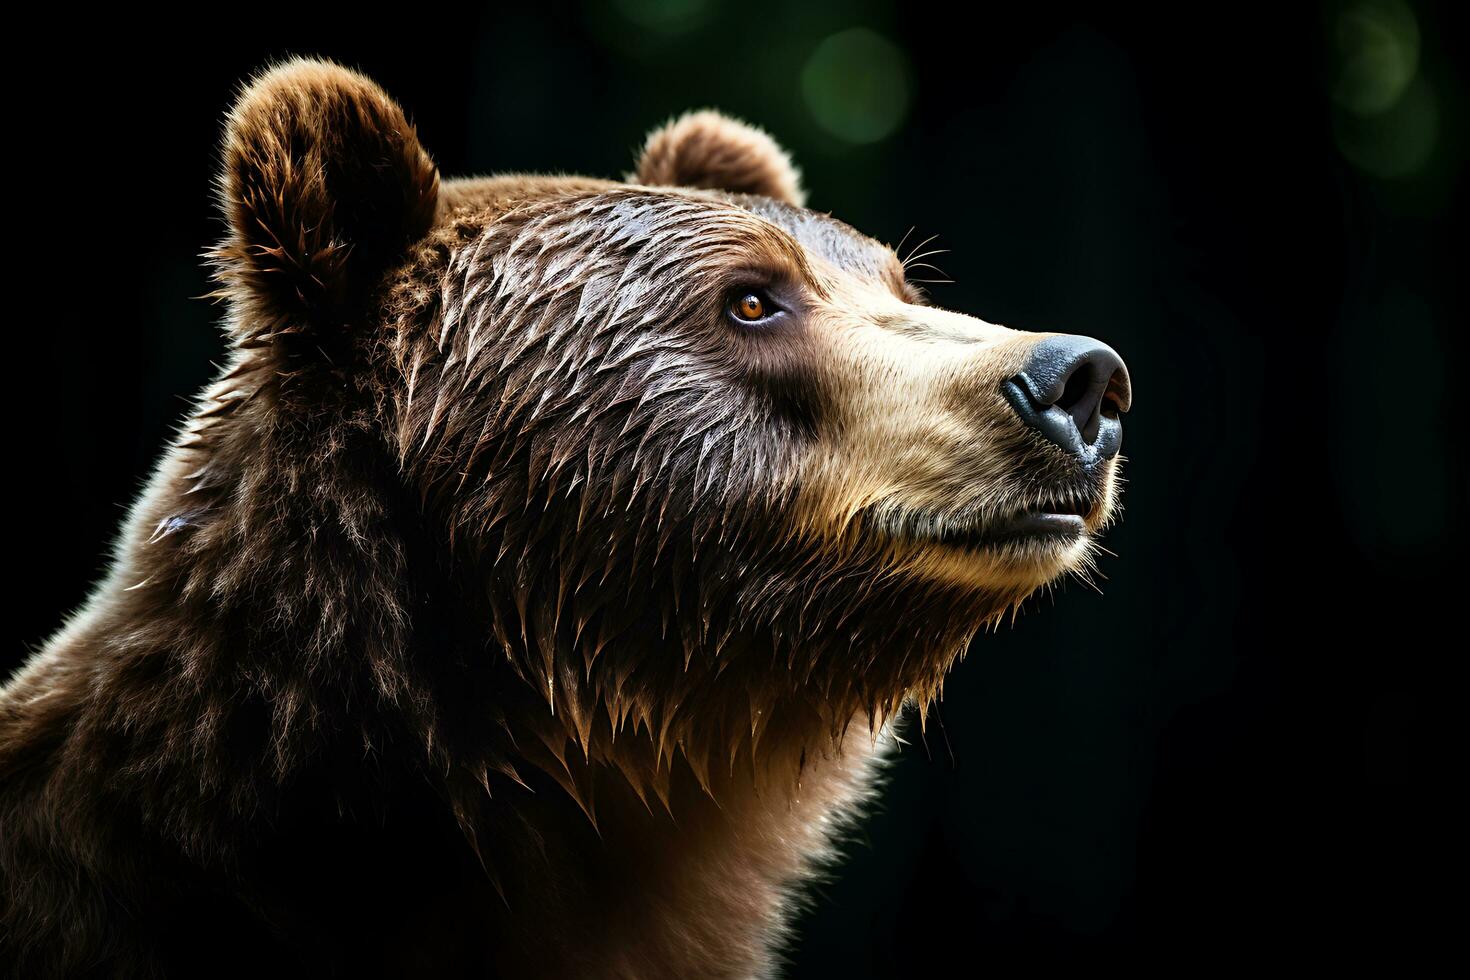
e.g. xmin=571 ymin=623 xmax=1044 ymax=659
xmin=438 ymin=175 xmax=912 ymax=298
xmin=724 ymin=193 xmax=913 ymax=299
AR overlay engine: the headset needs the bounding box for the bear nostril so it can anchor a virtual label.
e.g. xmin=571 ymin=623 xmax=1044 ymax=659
xmin=1003 ymin=335 xmax=1131 ymax=462
xmin=1100 ymin=367 xmax=1132 ymax=419
xmin=1058 ymin=367 xmax=1102 ymax=440
xmin=1055 ymin=355 xmax=1129 ymax=445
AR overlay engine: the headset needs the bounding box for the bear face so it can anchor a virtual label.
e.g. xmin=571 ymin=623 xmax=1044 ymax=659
xmin=208 ymin=59 xmax=1131 ymax=782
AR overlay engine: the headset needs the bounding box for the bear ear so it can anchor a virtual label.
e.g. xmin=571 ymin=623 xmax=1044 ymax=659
xmin=632 ymin=110 xmax=805 ymax=207
xmin=213 ymin=58 xmax=440 ymax=347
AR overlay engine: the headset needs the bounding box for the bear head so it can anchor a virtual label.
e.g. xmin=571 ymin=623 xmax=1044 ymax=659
xmin=206 ymin=58 xmax=1131 ymax=793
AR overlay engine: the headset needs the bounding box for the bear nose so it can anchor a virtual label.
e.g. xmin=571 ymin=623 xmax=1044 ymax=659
xmin=1001 ymin=335 xmax=1132 ymax=462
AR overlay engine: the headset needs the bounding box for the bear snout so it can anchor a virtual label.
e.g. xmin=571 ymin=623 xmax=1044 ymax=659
xmin=1001 ymin=335 xmax=1132 ymax=464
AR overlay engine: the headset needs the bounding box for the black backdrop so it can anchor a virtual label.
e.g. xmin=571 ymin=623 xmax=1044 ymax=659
xmin=12 ymin=2 xmax=1462 ymax=973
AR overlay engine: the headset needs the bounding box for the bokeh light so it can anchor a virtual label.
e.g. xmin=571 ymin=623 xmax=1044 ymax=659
xmin=1328 ymin=0 xmax=1437 ymax=178
xmin=1333 ymin=75 xmax=1439 ymax=178
xmin=800 ymin=28 xmax=912 ymax=144
xmin=1331 ymin=0 xmax=1420 ymax=115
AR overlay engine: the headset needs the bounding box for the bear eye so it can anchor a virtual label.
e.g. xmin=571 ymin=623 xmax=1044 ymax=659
xmin=731 ymin=291 xmax=770 ymax=322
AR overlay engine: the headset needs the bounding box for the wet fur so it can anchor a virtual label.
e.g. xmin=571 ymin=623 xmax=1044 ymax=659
xmin=1 ymin=60 xmax=1123 ymax=977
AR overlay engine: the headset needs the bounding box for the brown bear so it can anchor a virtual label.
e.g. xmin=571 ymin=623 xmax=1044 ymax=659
xmin=0 ymin=59 xmax=1131 ymax=978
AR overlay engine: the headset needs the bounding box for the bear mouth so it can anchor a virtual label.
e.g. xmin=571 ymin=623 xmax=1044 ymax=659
xmin=872 ymin=493 xmax=1098 ymax=552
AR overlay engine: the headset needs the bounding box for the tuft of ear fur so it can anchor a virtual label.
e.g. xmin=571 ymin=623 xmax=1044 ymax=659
xmin=633 ymin=110 xmax=805 ymax=207
xmin=213 ymin=58 xmax=440 ymax=349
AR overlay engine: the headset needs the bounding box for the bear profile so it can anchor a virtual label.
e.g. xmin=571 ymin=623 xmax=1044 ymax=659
xmin=0 ymin=59 xmax=1131 ymax=977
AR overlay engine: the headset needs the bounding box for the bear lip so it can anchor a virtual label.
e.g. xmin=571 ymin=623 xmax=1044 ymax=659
xmin=870 ymin=493 xmax=1098 ymax=552
xmin=956 ymin=510 xmax=1087 ymax=547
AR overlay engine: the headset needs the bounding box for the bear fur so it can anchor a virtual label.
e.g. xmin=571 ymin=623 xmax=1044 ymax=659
xmin=0 ymin=60 xmax=1128 ymax=978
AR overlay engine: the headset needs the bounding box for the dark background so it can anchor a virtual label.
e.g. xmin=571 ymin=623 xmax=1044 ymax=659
xmin=13 ymin=1 xmax=1462 ymax=973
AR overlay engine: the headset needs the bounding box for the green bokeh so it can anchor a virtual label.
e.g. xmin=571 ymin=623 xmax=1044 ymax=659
xmin=800 ymin=28 xmax=912 ymax=144
xmin=1334 ymin=75 xmax=1439 ymax=178
xmin=1331 ymin=0 xmax=1420 ymax=115
xmin=1328 ymin=0 xmax=1439 ymax=179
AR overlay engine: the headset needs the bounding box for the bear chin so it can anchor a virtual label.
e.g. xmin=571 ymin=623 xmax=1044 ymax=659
xmin=918 ymin=533 xmax=1095 ymax=591
xmin=857 ymin=472 xmax=1118 ymax=596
